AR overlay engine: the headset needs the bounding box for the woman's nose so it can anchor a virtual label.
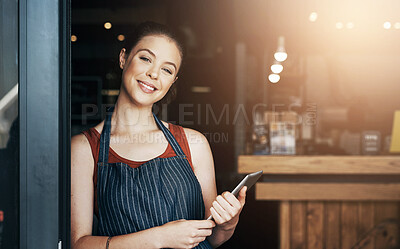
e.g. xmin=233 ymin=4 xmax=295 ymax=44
xmin=146 ymin=67 xmax=158 ymax=79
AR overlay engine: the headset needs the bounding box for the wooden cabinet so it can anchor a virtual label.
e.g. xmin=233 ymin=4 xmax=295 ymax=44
xmin=278 ymin=201 xmax=398 ymax=249
xmin=238 ymin=156 xmax=400 ymax=249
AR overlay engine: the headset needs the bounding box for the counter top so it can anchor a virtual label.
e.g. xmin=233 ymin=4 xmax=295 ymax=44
xmin=238 ymin=155 xmax=400 ymax=175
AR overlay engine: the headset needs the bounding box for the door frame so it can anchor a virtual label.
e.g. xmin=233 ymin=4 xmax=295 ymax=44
xmin=19 ymin=0 xmax=70 ymax=248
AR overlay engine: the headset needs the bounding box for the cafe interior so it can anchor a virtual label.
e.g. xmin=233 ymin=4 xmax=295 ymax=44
xmin=71 ymin=0 xmax=399 ymax=248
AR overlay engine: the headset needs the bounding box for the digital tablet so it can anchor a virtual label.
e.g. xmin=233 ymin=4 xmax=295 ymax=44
xmin=207 ymin=170 xmax=263 ymax=220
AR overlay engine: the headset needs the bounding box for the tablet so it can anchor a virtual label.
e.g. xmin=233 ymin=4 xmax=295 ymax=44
xmin=207 ymin=170 xmax=263 ymax=220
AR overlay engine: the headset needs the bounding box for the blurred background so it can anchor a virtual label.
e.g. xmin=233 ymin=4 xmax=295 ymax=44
xmin=1 ymin=0 xmax=400 ymax=248
xmin=69 ymin=0 xmax=400 ymax=248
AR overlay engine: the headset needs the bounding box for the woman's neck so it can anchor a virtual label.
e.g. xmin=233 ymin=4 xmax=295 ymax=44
xmin=111 ymin=95 xmax=158 ymax=135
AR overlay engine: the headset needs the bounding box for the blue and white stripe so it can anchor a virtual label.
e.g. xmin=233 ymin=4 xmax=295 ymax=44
xmin=96 ymin=107 xmax=213 ymax=248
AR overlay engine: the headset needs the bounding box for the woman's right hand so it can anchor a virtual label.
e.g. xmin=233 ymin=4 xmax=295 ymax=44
xmin=158 ymin=219 xmax=215 ymax=249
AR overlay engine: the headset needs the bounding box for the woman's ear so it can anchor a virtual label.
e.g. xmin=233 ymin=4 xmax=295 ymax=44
xmin=119 ymin=48 xmax=127 ymax=69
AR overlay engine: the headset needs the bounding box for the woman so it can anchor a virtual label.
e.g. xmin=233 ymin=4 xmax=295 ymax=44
xmin=71 ymin=21 xmax=247 ymax=249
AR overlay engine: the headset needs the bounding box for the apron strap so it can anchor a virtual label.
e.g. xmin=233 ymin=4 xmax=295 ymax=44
xmin=98 ymin=107 xmax=113 ymax=164
xmin=153 ymin=113 xmax=186 ymax=157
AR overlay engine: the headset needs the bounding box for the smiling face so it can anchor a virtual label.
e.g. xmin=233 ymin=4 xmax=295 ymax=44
xmin=119 ymin=35 xmax=182 ymax=107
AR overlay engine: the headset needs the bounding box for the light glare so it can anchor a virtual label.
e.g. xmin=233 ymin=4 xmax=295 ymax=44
xmin=395 ymin=22 xmax=400 ymax=29
xmin=346 ymin=22 xmax=354 ymax=29
xmin=271 ymin=64 xmax=283 ymax=74
xmin=309 ymin=12 xmax=318 ymax=22
xmin=268 ymin=74 xmax=280 ymax=83
xmin=383 ymin=22 xmax=391 ymax=29
xmin=71 ymin=35 xmax=77 ymax=42
xmin=336 ymin=22 xmax=344 ymax=29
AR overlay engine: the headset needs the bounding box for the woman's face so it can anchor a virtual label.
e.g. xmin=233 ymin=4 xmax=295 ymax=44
xmin=119 ymin=35 xmax=182 ymax=107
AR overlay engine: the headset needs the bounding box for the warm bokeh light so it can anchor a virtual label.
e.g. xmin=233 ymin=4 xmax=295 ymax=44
xmin=395 ymin=22 xmax=400 ymax=29
xmin=309 ymin=12 xmax=318 ymax=22
xmin=117 ymin=34 xmax=125 ymax=41
xmin=271 ymin=63 xmax=283 ymax=74
xmin=274 ymin=52 xmax=287 ymax=62
xmin=71 ymin=35 xmax=77 ymax=42
xmin=104 ymin=22 xmax=112 ymax=30
xmin=268 ymin=74 xmax=280 ymax=83
xmin=336 ymin=22 xmax=344 ymax=29
xmin=346 ymin=22 xmax=354 ymax=29
xmin=274 ymin=36 xmax=287 ymax=62
xmin=383 ymin=21 xmax=391 ymax=29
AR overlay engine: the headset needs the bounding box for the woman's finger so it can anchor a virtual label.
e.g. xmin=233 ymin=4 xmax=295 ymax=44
xmin=237 ymin=186 xmax=247 ymax=206
xmin=197 ymin=228 xmax=213 ymax=237
xmin=212 ymin=200 xmax=231 ymax=220
xmin=192 ymin=236 xmax=206 ymax=243
xmin=210 ymin=207 xmax=223 ymax=224
xmin=221 ymin=192 xmax=242 ymax=210
xmin=216 ymin=195 xmax=236 ymax=216
xmin=191 ymin=220 xmax=215 ymax=229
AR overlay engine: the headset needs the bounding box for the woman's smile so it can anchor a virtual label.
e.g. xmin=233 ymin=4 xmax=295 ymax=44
xmin=137 ymin=80 xmax=158 ymax=93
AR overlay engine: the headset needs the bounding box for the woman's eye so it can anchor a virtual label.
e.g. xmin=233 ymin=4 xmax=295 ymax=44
xmin=140 ymin=57 xmax=151 ymax=62
xmin=163 ymin=68 xmax=173 ymax=75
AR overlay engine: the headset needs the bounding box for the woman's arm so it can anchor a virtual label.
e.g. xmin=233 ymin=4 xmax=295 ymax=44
xmin=71 ymin=134 xmax=162 ymax=248
xmin=71 ymin=134 xmax=214 ymax=249
xmin=185 ymin=128 xmax=247 ymax=248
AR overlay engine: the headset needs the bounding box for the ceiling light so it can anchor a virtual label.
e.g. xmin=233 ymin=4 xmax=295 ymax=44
xmin=309 ymin=12 xmax=318 ymax=22
xmin=191 ymin=86 xmax=211 ymax=93
xmin=71 ymin=35 xmax=77 ymax=42
xmin=117 ymin=34 xmax=125 ymax=41
xmin=383 ymin=22 xmax=391 ymax=29
xmin=346 ymin=22 xmax=354 ymax=29
xmin=104 ymin=22 xmax=112 ymax=30
xmin=268 ymin=74 xmax=280 ymax=83
xmin=336 ymin=22 xmax=344 ymax=29
xmin=271 ymin=63 xmax=283 ymax=74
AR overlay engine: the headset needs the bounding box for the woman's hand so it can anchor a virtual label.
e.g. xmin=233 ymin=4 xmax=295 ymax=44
xmin=210 ymin=186 xmax=247 ymax=231
xmin=158 ymin=219 xmax=215 ymax=249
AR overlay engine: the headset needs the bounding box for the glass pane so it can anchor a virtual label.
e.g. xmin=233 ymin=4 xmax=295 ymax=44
xmin=0 ymin=0 xmax=19 ymax=248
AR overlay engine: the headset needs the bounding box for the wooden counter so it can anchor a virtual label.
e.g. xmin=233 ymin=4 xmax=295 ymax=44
xmin=238 ymin=156 xmax=400 ymax=249
xmin=238 ymin=155 xmax=400 ymax=175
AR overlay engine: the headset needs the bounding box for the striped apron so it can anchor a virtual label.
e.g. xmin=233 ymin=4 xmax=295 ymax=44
xmin=96 ymin=108 xmax=213 ymax=249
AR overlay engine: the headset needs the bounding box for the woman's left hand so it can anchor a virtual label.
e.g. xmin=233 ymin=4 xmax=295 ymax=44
xmin=210 ymin=186 xmax=247 ymax=231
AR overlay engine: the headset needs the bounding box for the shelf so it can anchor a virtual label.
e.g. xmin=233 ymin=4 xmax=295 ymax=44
xmin=238 ymin=155 xmax=400 ymax=175
xmin=255 ymin=182 xmax=400 ymax=201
